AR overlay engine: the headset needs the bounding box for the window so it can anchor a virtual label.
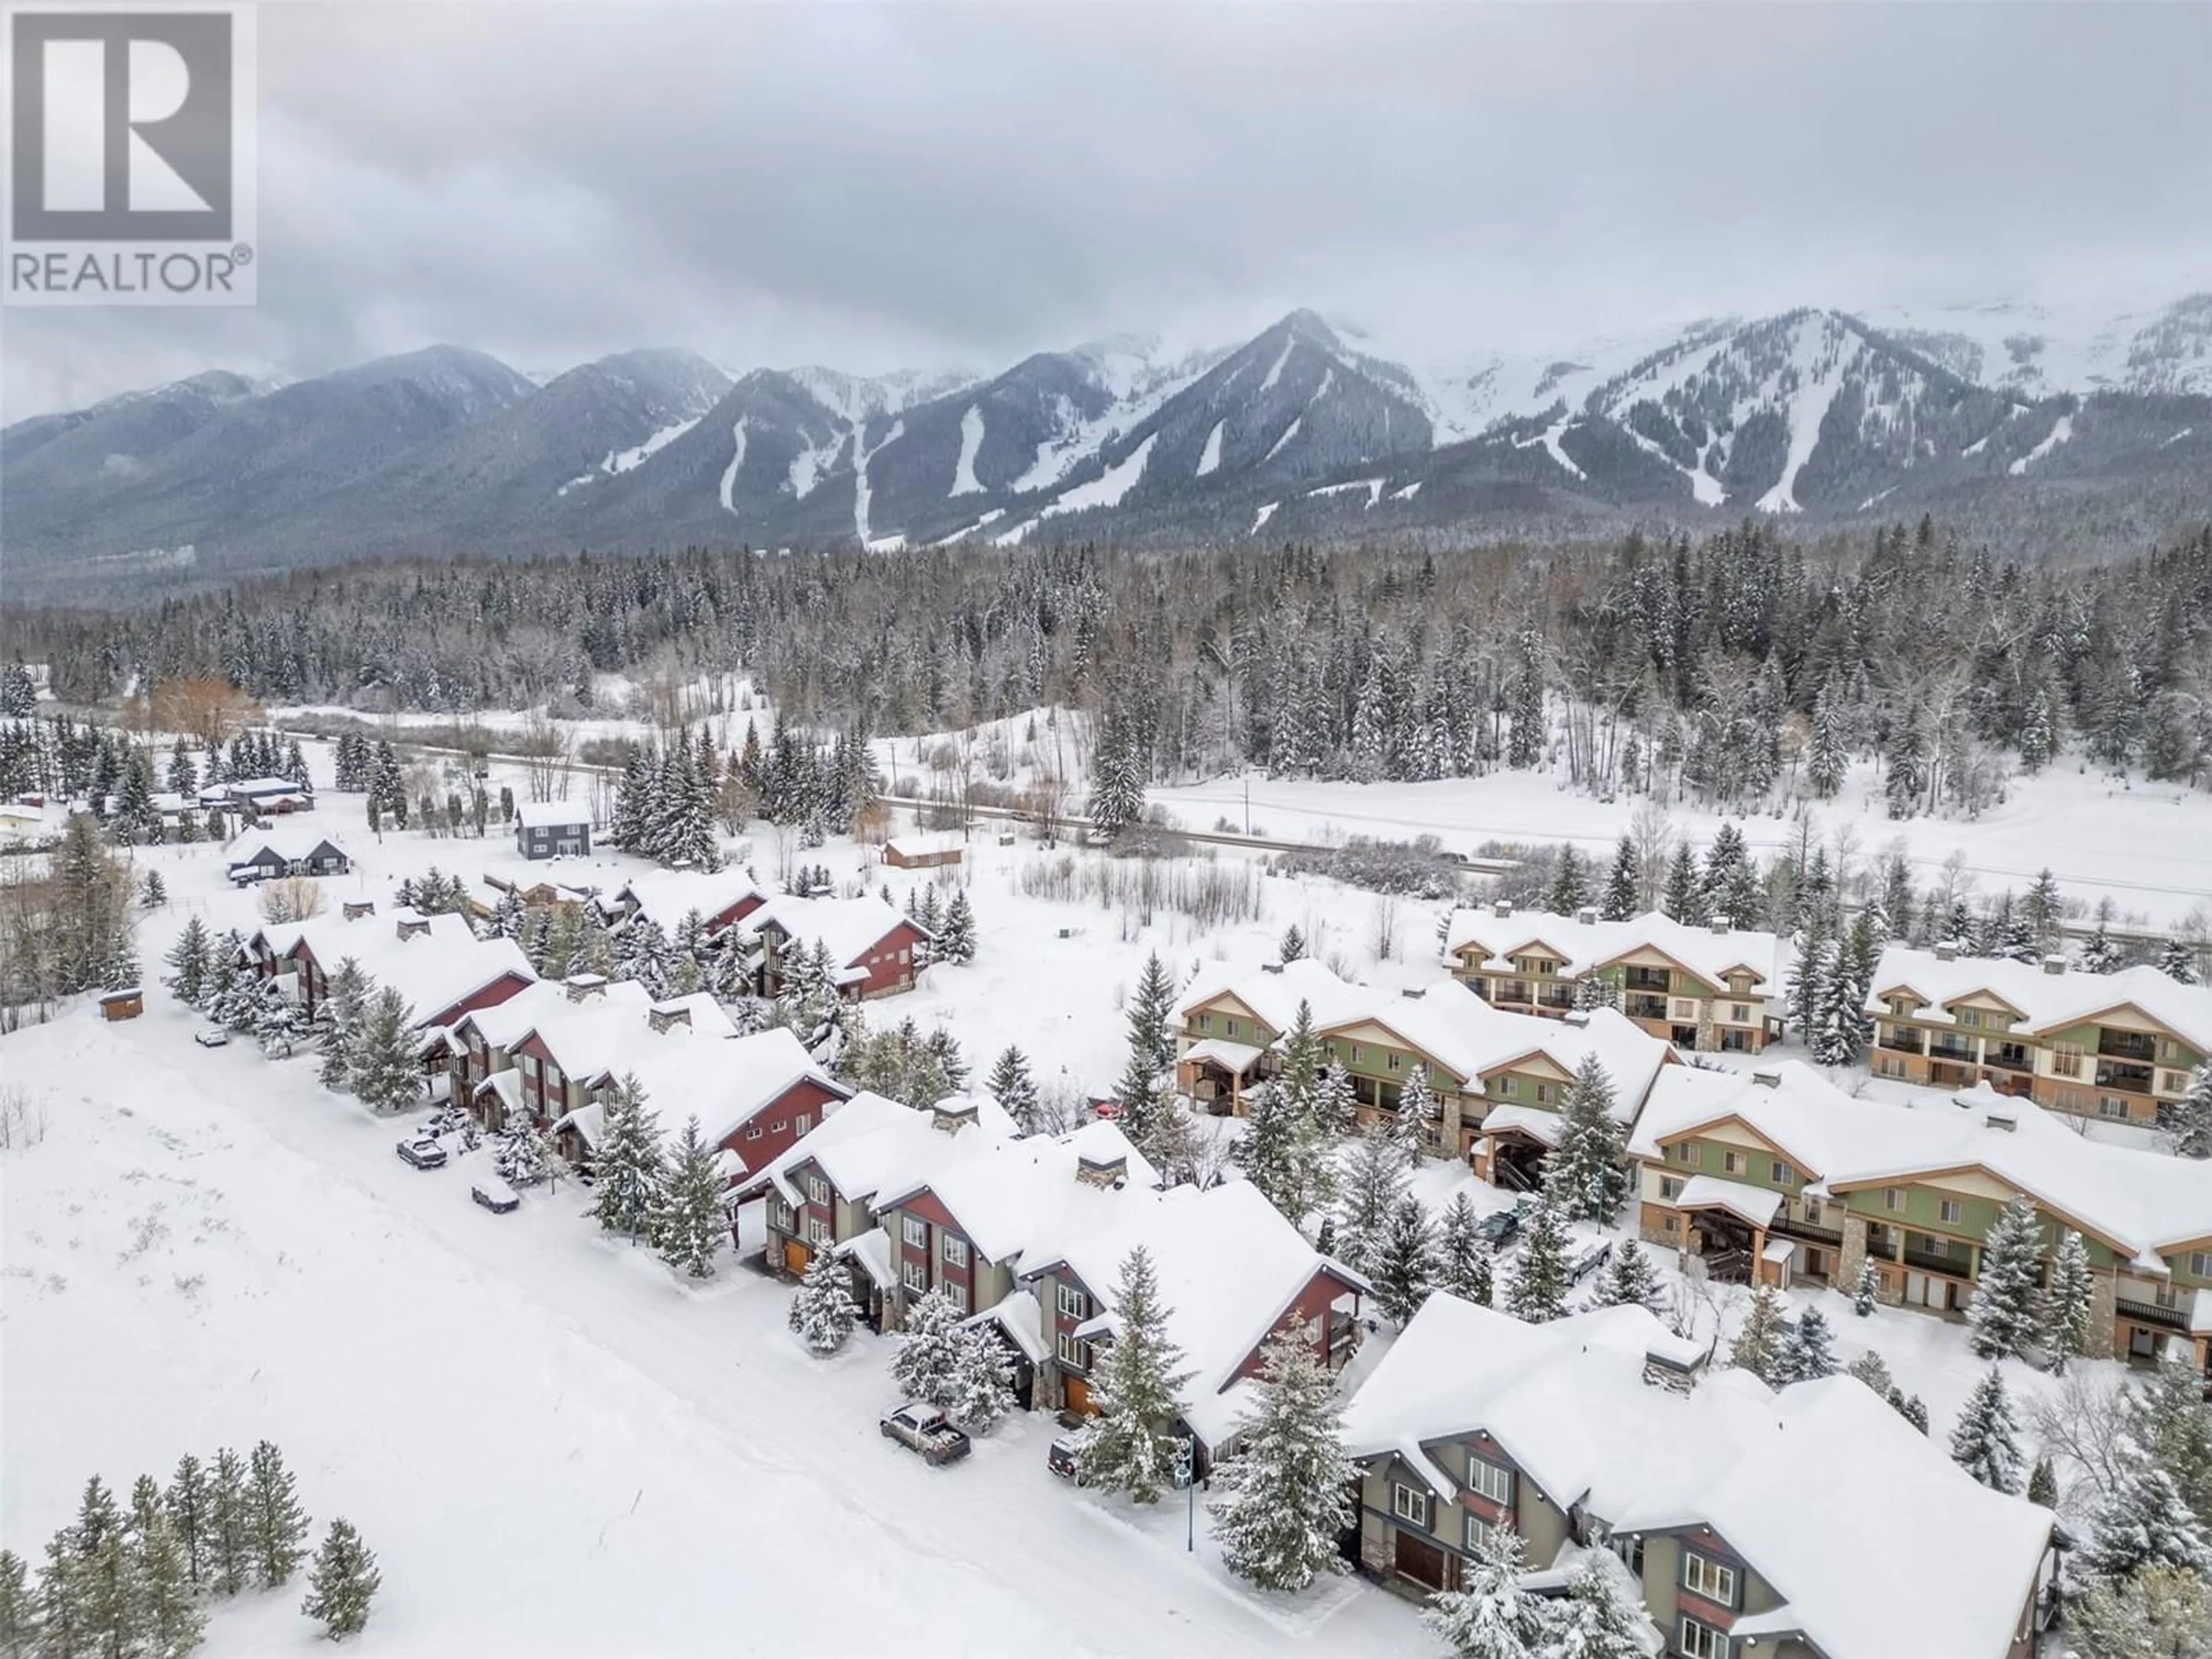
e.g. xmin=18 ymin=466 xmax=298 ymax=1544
xmin=902 ymin=1259 xmax=927 ymax=1293
xmin=2191 ymin=1251 xmax=2212 ymax=1280
xmin=805 ymin=1175 xmax=830 ymax=1207
xmin=1938 ymin=1198 xmax=1963 ymax=1225
xmin=745 ymin=1123 xmax=764 ymax=1141
xmin=1464 ymin=1514 xmax=1504 ymax=1558
xmin=1679 ymin=1618 xmax=1730 ymax=1659
xmin=1533 ymin=1084 xmax=1552 ymax=1108
xmin=1391 ymin=1484 xmax=1427 ymax=1525
xmin=2101 ymin=1097 xmax=2130 ymax=1119
xmin=1683 ymin=1551 xmax=1737 ymax=1605
xmin=944 ymin=1281 xmax=969 ymax=1313
xmin=1680 ymin=1143 xmax=1702 ymax=1168
xmin=1496 ymin=1076 xmax=1517 ymax=1099
xmin=1351 ymin=1046 xmax=1365 ymax=1064
xmin=1387 ymin=1052 xmax=1402 ymax=1071
xmin=2051 ymin=1042 xmax=2084 ymax=1079
xmin=1804 ymin=1198 xmax=1823 ymax=1226
xmin=1884 ymin=1187 xmax=1907 ymax=1213
xmin=1197 ymin=1013 xmax=1213 ymax=1033
xmin=768 ymin=1199 xmax=794 ymax=1232
xmin=902 ymin=1215 xmax=927 ymax=1248
xmin=941 ymin=1234 xmax=970 ymax=1268
xmin=1771 ymin=1161 xmax=1792 ymax=1186
xmin=1959 ymin=1009 xmax=1984 ymax=1029
xmin=1057 ymin=1283 xmax=1089 ymax=1320
xmin=1660 ymin=1177 xmax=1684 ymax=1201
xmin=1722 ymin=1150 xmax=1746 ymax=1176
xmin=544 ymin=1062 xmax=564 ymax=1091
xmin=770 ymin=1120 xmax=787 ymax=1135
xmin=805 ymin=1215 xmax=831 ymax=1247
xmin=2159 ymin=1038 xmax=2179 ymax=1063
xmin=1730 ymin=1003 xmax=1751 ymax=1025
xmin=794 ymin=1114 xmax=811 ymax=1136
xmin=1608 ymin=1532 xmax=1644 ymax=1574
xmin=1466 ymin=1457 xmax=1513 ymax=1506
xmin=1055 ymin=1332 xmax=1090 ymax=1369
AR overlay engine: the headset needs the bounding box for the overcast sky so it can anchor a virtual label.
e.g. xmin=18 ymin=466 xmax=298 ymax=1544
xmin=6 ymin=1 xmax=2210 ymax=418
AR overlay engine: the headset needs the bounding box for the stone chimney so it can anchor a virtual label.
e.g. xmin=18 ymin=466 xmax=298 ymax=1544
xmin=1577 ymin=906 xmax=1599 ymax=926
xmin=1934 ymin=941 xmax=1959 ymax=962
xmin=565 ymin=972 xmax=608 ymax=1002
xmin=1709 ymin=917 xmax=1730 ymax=935
xmin=1562 ymin=1011 xmax=1590 ymax=1028
xmin=1493 ymin=900 xmax=1513 ymax=919
xmin=1750 ymin=1068 xmax=1782 ymax=1089
xmin=647 ymin=1003 xmax=692 ymax=1033
xmin=1076 ymin=1151 xmax=1128 ymax=1190
xmin=931 ymin=1097 xmax=980 ymax=1134
xmin=395 ymin=911 xmax=430 ymax=941
xmin=2041 ymin=953 xmax=2067 ymax=976
xmin=342 ymin=900 xmax=376 ymax=921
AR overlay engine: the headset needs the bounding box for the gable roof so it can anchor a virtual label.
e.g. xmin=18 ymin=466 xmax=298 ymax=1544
xmin=1445 ymin=906 xmax=1788 ymax=996
xmin=264 ymin=911 xmax=536 ymax=1028
xmin=1869 ymin=944 xmax=2212 ymax=1050
xmin=615 ymin=870 xmax=763 ymax=929
xmin=514 ymin=799 xmax=593 ymax=829
xmin=748 ymin=893 xmax=926 ymax=965
xmin=732 ymin=1092 xmax=1020 ymax=1211
xmin=1630 ymin=1059 xmax=2212 ymax=1267
xmin=226 ymin=824 xmax=348 ymax=866
xmin=1343 ymin=1296 xmax=2049 ymax=1659
xmin=1173 ymin=957 xmax=1373 ymax=1036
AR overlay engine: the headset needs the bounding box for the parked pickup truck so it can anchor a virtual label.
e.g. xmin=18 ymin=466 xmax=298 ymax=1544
xmin=879 ymin=1403 xmax=972 ymax=1467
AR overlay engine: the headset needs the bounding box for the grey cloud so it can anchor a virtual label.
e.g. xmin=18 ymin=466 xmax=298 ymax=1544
xmin=6 ymin=1 xmax=2209 ymax=418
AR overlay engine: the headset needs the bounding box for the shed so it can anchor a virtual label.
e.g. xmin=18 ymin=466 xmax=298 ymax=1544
xmin=99 ymin=987 xmax=145 ymax=1021
xmin=885 ymin=834 xmax=964 ymax=870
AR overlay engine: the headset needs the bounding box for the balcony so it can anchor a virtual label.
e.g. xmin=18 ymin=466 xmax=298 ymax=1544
xmin=1770 ymin=1213 xmax=1844 ymax=1247
xmin=1536 ymin=990 xmax=1575 ymax=1012
xmin=2095 ymin=1063 xmax=2154 ymax=1096
xmin=1928 ymin=1040 xmax=1978 ymax=1064
xmin=1984 ymin=1048 xmax=2034 ymax=1074
xmin=1624 ymin=970 xmax=1671 ymax=994
xmin=1902 ymin=1245 xmax=1975 ymax=1279
xmin=1877 ymin=1031 xmax=1925 ymax=1056
xmin=2118 ymin=1298 xmax=2190 ymax=1332
xmin=1625 ymin=994 xmax=1670 ymax=1022
xmin=2099 ymin=1032 xmax=2159 ymax=1063
xmin=1494 ymin=982 xmax=1533 ymax=1006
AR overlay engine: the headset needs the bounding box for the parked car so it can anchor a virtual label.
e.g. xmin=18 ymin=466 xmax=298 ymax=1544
xmin=395 ymin=1138 xmax=448 ymax=1170
xmin=1565 ymin=1231 xmax=1614 ymax=1283
xmin=471 ymin=1176 xmax=520 ymax=1214
xmin=878 ymin=1403 xmax=972 ymax=1467
xmin=1047 ymin=1424 xmax=1099 ymax=1484
xmin=192 ymin=1027 xmax=231 ymax=1048
xmin=1474 ymin=1208 xmax=1521 ymax=1248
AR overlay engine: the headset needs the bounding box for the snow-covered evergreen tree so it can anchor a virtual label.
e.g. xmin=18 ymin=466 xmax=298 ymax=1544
xmin=1505 ymin=1200 xmax=1571 ymax=1325
xmin=247 ymin=1440 xmax=310 ymax=1586
xmin=1845 ymin=1348 xmax=1893 ymax=1399
xmin=164 ymin=1453 xmax=212 ymax=1587
xmin=1207 ymin=1316 xmax=1354 ymax=1592
xmin=495 ymin=1112 xmax=550 ymax=1188
xmin=616 ymin=915 xmax=675 ymax=998
xmin=1435 ymin=1193 xmax=1494 ymax=1307
xmin=2161 ymin=938 xmax=2203 ymax=986
xmin=207 ymin=1448 xmax=249 ymax=1596
xmin=1949 ymin=1368 xmax=2024 ymax=1494
xmin=934 ymin=889 xmax=976 ymax=965
xmin=891 ymin=1289 xmax=965 ymax=1407
xmin=1852 ymin=1257 xmax=1880 ymax=1316
xmin=1113 ymin=953 xmax=1178 ymax=1151
xmin=1278 ymin=924 xmax=1307 ymax=963
xmin=1392 ymin=1063 xmax=1434 ymax=1166
xmin=789 ymin=1248 xmax=858 ymax=1354
xmin=1600 ymin=835 xmax=1639 ymax=922
xmin=1422 ymin=1525 xmax=1551 ymax=1658
xmin=1806 ymin=682 xmax=1848 ymax=800
xmin=985 ymin=1045 xmax=1040 ymax=1134
xmin=1333 ymin=1124 xmax=1408 ymax=1277
xmin=2169 ymin=1064 xmax=2212 ymax=1160
xmin=1728 ymin=1285 xmax=1788 ymax=1382
xmin=300 ymin=1518 xmax=380 ymax=1640
xmin=2069 ymin=1567 xmax=2212 ymax=1659
xmin=1078 ymin=1247 xmax=1194 ymax=1505
xmin=1544 ymin=846 xmax=1586 ymax=915
xmin=2040 ymin=1229 xmax=2096 ymax=1373
xmin=163 ymin=916 xmax=212 ymax=1007
xmin=1589 ymin=1238 xmax=1662 ymax=1313
xmin=315 ymin=958 xmax=370 ymax=1093
xmin=1889 ymin=1388 xmax=1930 ymax=1434
xmin=2081 ymin=1437 xmax=2212 ymax=1584
xmin=1772 ymin=1307 xmax=1838 ymax=1384
xmin=347 ymin=987 xmax=420 ymax=1114
xmin=2078 ymin=919 xmax=2123 ymax=975
xmin=1662 ymin=843 xmax=1707 ymax=924
xmin=652 ymin=1115 xmax=728 ymax=1279
xmin=943 ymin=1326 xmax=1015 ymax=1433
xmin=1370 ymin=1194 xmax=1437 ymax=1326
xmin=590 ymin=1075 xmax=665 ymax=1240
xmin=1236 ymin=1080 xmax=1309 ymax=1224
xmin=1967 ymin=1192 xmax=2046 ymax=1361
xmin=1541 ymin=1056 xmax=1628 ymax=1223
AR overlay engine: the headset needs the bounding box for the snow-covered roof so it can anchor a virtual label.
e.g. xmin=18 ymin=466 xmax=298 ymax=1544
xmin=1342 ymin=1296 xmax=2050 ymax=1659
xmin=732 ymin=1092 xmax=1020 ymax=1211
xmin=1630 ymin=1060 xmax=2212 ymax=1268
xmin=1180 ymin=1037 xmax=1266 ymax=1075
xmin=225 ymin=824 xmax=347 ymax=866
xmin=615 ymin=870 xmax=763 ymax=929
xmin=1445 ymin=906 xmax=1788 ymax=998
xmin=885 ymin=833 xmax=963 ymax=859
xmin=749 ymin=893 xmax=926 ymax=963
xmin=835 ymin=1226 xmax=898 ymax=1290
xmin=513 ymin=799 xmax=592 ymax=829
xmin=1674 ymin=1174 xmax=1784 ymax=1230
xmin=1475 ymin=1103 xmax=1569 ymax=1149
xmin=872 ymin=1118 xmax=1161 ymax=1265
xmin=623 ymin=1026 xmax=848 ymax=1155
xmin=963 ymin=1290 xmax=1049 ymax=1365
xmin=1173 ymin=957 xmax=1374 ymax=1036
xmin=1868 ymin=944 xmax=2212 ymax=1050
xmin=264 ymin=911 xmax=536 ymax=1027
xmin=224 ymin=775 xmax=309 ymax=796
xmin=450 ymin=978 xmax=654 ymax=1055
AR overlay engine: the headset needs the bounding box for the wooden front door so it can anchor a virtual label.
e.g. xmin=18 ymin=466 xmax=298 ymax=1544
xmin=783 ymin=1238 xmax=812 ymax=1275
xmin=1394 ymin=1530 xmax=1447 ymax=1591
xmin=1064 ymin=1376 xmax=1093 ymax=1416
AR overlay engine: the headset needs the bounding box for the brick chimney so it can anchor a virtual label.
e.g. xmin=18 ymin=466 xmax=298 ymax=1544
xmin=1493 ymin=900 xmax=1514 ymax=919
xmin=395 ymin=910 xmax=430 ymax=941
xmin=342 ymin=900 xmax=376 ymax=921
xmin=1076 ymin=1151 xmax=1128 ymax=1190
xmin=565 ymin=972 xmax=608 ymax=1002
xmin=931 ymin=1097 xmax=979 ymax=1134
xmin=1934 ymin=941 xmax=1959 ymax=962
xmin=1709 ymin=917 xmax=1730 ymax=935
xmin=1576 ymin=906 xmax=1599 ymax=926
xmin=647 ymin=1003 xmax=692 ymax=1033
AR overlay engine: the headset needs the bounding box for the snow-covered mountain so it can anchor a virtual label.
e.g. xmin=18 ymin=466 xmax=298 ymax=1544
xmin=6 ymin=291 xmax=2208 ymax=590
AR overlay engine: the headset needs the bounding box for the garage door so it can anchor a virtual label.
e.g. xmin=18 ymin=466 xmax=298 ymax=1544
xmin=1394 ymin=1531 xmax=1447 ymax=1591
xmin=1064 ymin=1377 xmax=1093 ymax=1416
xmin=784 ymin=1239 xmax=812 ymax=1275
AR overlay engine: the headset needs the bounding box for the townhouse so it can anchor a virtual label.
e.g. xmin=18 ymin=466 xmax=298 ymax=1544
xmin=1630 ymin=1060 xmax=2212 ymax=1365
xmin=1342 ymin=1296 xmax=2055 ymax=1659
xmin=610 ymin=870 xmax=766 ymax=940
xmin=1866 ymin=942 xmax=2211 ymax=1127
xmin=1172 ymin=957 xmax=1675 ymax=1169
xmin=225 ymin=825 xmax=351 ymax=885
xmin=244 ymin=908 xmax=536 ymax=1031
xmin=1444 ymin=903 xmax=1788 ymax=1054
xmin=746 ymin=893 xmax=932 ymax=1001
xmin=513 ymin=800 xmax=592 ymax=859
xmin=431 ymin=976 xmax=656 ymax=1127
xmin=201 ymin=776 xmax=314 ymax=816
